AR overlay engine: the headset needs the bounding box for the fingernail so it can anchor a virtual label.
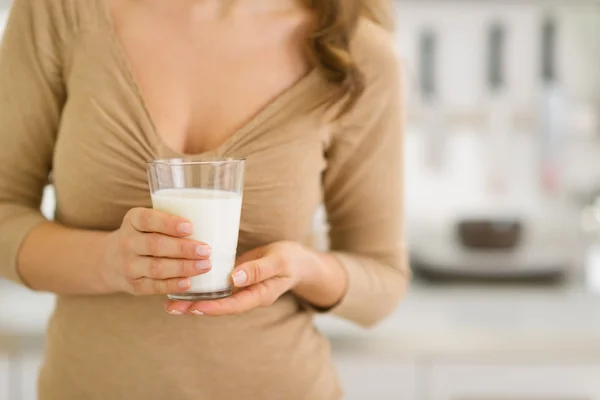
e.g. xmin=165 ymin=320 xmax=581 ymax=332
xmin=191 ymin=310 xmax=204 ymax=316
xmin=178 ymin=222 xmax=193 ymax=235
xmin=168 ymin=309 xmax=183 ymax=315
xmin=196 ymin=245 xmax=211 ymax=257
xmin=232 ymin=270 xmax=247 ymax=286
xmin=178 ymin=278 xmax=191 ymax=288
xmin=196 ymin=260 xmax=211 ymax=271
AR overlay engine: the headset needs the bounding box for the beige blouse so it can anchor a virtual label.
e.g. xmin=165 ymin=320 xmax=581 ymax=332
xmin=0 ymin=0 xmax=408 ymax=399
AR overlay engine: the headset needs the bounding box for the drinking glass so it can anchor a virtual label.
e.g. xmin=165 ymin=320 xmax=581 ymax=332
xmin=147 ymin=158 xmax=245 ymax=301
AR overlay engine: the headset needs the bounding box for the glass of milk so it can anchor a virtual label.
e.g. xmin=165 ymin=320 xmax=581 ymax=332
xmin=147 ymin=158 xmax=245 ymax=301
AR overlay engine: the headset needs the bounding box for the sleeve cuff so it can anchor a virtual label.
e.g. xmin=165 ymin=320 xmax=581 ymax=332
xmin=298 ymin=250 xmax=409 ymax=327
xmin=327 ymin=252 xmax=375 ymax=322
xmin=0 ymin=210 xmax=47 ymax=285
xmin=297 ymin=252 xmax=383 ymax=321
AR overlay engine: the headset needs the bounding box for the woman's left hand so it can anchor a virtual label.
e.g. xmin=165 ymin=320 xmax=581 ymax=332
xmin=164 ymin=241 xmax=318 ymax=316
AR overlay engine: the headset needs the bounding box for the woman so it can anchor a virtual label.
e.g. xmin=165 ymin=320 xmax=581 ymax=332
xmin=0 ymin=0 xmax=408 ymax=398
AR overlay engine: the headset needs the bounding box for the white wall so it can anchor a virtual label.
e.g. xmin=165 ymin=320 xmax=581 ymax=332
xmin=394 ymin=1 xmax=600 ymax=120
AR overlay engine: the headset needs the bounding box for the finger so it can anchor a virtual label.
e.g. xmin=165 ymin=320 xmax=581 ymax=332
xmin=191 ymin=285 xmax=264 ymax=315
xmin=190 ymin=279 xmax=286 ymax=316
xmin=234 ymin=246 xmax=266 ymax=266
xmin=131 ymin=277 xmax=191 ymax=296
xmin=131 ymin=234 xmax=211 ymax=259
xmin=126 ymin=207 xmax=194 ymax=237
xmin=231 ymin=256 xmax=281 ymax=288
xmin=130 ymin=257 xmax=211 ymax=280
xmin=164 ymin=300 xmax=195 ymax=316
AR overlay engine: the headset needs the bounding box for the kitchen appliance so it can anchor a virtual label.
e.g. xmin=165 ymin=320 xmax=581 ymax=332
xmin=538 ymin=16 xmax=566 ymax=196
xmin=409 ymin=20 xmax=575 ymax=279
xmin=419 ymin=28 xmax=446 ymax=170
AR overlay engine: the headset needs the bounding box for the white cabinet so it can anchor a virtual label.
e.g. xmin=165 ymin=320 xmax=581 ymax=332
xmin=428 ymin=361 xmax=600 ymax=400
xmin=0 ymin=353 xmax=43 ymax=400
xmin=334 ymin=355 xmax=417 ymax=400
xmin=0 ymin=356 xmax=9 ymax=400
xmin=19 ymin=354 xmax=42 ymax=400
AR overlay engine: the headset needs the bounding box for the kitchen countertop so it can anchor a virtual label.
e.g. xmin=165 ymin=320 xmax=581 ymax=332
xmin=2 ymin=280 xmax=600 ymax=357
xmin=316 ymin=282 xmax=600 ymax=357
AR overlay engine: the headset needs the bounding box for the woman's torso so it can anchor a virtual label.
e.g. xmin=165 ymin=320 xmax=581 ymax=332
xmin=107 ymin=0 xmax=314 ymax=155
xmin=41 ymin=0 xmax=341 ymax=399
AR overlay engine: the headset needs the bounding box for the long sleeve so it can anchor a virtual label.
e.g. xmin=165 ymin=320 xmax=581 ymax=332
xmin=322 ymin=24 xmax=409 ymax=327
xmin=0 ymin=0 xmax=67 ymax=283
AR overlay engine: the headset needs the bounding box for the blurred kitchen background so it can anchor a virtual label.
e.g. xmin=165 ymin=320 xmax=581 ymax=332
xmin=2 ymin=0 xmax=600 ymax=399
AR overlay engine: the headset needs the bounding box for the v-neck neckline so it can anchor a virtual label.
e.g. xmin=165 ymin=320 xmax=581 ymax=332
xmin=99 ymin=0 xmax=320 ymax=160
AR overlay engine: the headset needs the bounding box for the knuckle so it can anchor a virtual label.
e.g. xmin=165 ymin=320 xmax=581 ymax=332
xmin=130 ymin=280 xmax=145 ymax=295
xmin=169 ymin=280 xmax=182 ymax=294
xmin=180 ymin=239 xmax=190 ymax=258
xmin=286 ymin=241 xmax=302 ymax=252
xmin=277 ymin=241 xmax=295 ymax=254
xmin=146 ymin=234 xmax=161 ymax=255
xmin=154 ymin=279 xmax=168 ymax=294
xmin=138 ymin=208 xmax=153 ymax=231
xmin=278 ymin=256 xmax=292 ymax=274
xmin=123 ymin=208 xmax=137 ymax=225
xmin=281 ymin=265 xmax=292 ymax=277
xmin=249 ymin=262 xmax=263 ymax=283
xmin=119 ymin=233 xmax=132 ymax=251
xmin=149 ymin=258 xmax=164 ymax=279
xmin=154 ymin=215 xmax=167 ymax=234
xmin=123 ymin=259 xmax=136 ymax=279
xmin=126 ymin=276 xmax=138 ymax=288
xmin=258 ymin=285 xmax=272 ymax=307
xmin=183 ymin=260 xmax=195 ymax=275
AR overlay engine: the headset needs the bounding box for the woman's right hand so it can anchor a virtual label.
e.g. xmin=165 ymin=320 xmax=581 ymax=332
xmin=99 ymin=208 xmax=211 ymax=295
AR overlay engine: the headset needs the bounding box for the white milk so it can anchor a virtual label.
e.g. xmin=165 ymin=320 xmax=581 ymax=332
xmin=151 ymin=188 xmax=243 ymax=293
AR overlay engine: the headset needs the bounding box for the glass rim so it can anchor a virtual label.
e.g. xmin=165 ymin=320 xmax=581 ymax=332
xmin=147 ymin=157 xmax=246 ymax=167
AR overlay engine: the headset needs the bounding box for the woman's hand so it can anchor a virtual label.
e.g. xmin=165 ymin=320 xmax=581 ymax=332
xmin=164 ymin=241 xmax=331 ymax=316
xmin=164 ymin=241 xmax=347 ymax=316
xmin=99 ymin=208 xmax=212 ymax=295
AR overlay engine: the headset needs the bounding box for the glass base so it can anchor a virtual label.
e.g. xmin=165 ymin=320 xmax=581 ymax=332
xmin=167 ymin=288 xmax=232 ymax=301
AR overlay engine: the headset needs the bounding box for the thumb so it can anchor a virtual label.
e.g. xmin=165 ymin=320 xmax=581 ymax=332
xmin=234 ymin=246 xmax=267 ymax=266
